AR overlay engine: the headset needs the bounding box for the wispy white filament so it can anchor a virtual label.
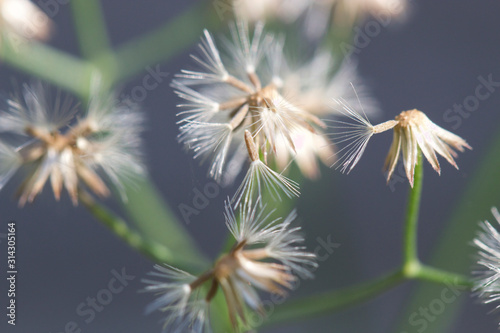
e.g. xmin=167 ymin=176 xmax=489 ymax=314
xmin=232 ymin=160 xmax=300 ymax=208
xmin=0 ymin=82 xmax=146 ymax=205
xmin=327 ymin=97 xmax=375 ymax=173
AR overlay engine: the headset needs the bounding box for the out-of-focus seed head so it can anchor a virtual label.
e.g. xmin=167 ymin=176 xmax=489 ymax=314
xmin=0 ymin=82 xmax=146 ymax=206
xmin=0 ymin=0 xmax=54 ymax=43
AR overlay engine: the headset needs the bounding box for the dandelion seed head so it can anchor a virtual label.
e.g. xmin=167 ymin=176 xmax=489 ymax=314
xmin=216 ymin=199 xmax=316 ymax=327
xmin=472 ymin=208 xmax=500 ymax=322
xmin=328 ymin=102 xmax=470 ymax=184
xmin=0 ymin=82 xmax=146 ymax=205
xmin=174 ymin=20 xmax=336 ymax=197
xmin=142 ymin=265 xmax=211 ymax=333
xmin=384 ymin=109 xmax=471 ymax=187
xmin=143 ymin=199 xmax=316 ymax=332
xmin=0 ymin=0 xmax=54 ymax=42
xmin=0 ymin=82 xmax=79 ymax=135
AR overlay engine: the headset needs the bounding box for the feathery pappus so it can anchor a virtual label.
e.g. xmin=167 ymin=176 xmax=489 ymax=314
xmin=175 ymin=20 xmax=375 ymax=204
xmin=142 ymin=198 xmax=317 ymax=332
xmin=0 ymin=82 xmax=145 ymax=206
xmin=329 ymin=100 xmax=471 ymax=186
xmin=472 ymin=207 xmax=500 ymax=326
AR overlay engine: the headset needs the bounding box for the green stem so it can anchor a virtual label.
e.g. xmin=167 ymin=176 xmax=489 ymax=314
xmin=263 ymin=153 xmax=473 ymax=328
xmin=0 ymin=39 xmax=95 ymax=99
xmin=264 ymin=264 xmax=472 ymax=329
xmin=393 ymin=132 xmax=500 ymax=332
xmin=80 ymin=191 xmax=204 ymax=271
xmin=70 ymin=0 xmax=112 ymax=59
xmin=110 ymin=1 xmax=220 ymax=85
xmin=121 ymin=178 xmax=208 ymax=269
xmin=416 ymin=265 xmax=472 ymax=288
xmin=1 ymin=1 xmax=222 ymax=96
xmin=264 ymin=269 xmax=405 ymax=328
xmin=403 ymin=152 xmax=424 ymax=273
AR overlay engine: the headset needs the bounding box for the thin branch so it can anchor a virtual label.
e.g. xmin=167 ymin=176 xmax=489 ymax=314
xmin=416 ymin=265 xmax=472 ymax=289
xmin=264 ymin=269 xmax=405 ymax=328
xmin=80 ymin=191 xmax=206 ymax=271
xmin=403 ymin=152 xmax=424 ymax=272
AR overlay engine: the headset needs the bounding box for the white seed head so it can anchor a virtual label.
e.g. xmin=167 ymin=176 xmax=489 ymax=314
xmin=215 ymin=198 xmax=317 ymax=327
xmin=384 ymin=109 xmax=471 ymax=187
xmin=328 ymin=102 xmax=470 ymax=184
xmin=143 ymin=200 xmax=316 ymax=332
xmin=0 ymin=0 xmax=54 ymax=41
xmin=142 ymin=265 xmax=211 ymax=333
xmin=178 ymin=122 xmax=234 ymax=181
xmin=473 ymin=208 xmax=500 ymax=319
xmin=0 ymin=82 xmax=146 ymax=205
xmin=175 ymin=20 xmax=338 ymax=193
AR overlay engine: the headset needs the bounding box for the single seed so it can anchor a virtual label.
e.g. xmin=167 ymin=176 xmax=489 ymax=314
xmin=372 ymin=120 xmax=398 ymax=134
xmin=244 ymin=130 xmax=259 ymax=162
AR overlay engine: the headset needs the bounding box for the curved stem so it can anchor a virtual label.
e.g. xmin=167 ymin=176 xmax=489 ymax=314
xmin=264 ymin=269 xmax=405 ymax=328
xmin=80 ymin=191 xmax=206 ymax=271
xmin=262 ymin=152 xmax=474 ymax=329
xmin=394 ymin=132 xmax=500 ymax=332
xmin=403 ymin=152 xmax=423 ymax=271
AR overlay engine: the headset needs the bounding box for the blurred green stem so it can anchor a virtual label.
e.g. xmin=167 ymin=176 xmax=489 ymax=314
xmin=0 ymin=1 xmax=221 ymax=271
xmin=416 ymin=265 xmax=472 ymax=288
xmin=110 ymin=1 xmax=220 ymax=85
xmin=0 ymin=38 xmax=95 ymax=99
xmin=263 ymin=264 xmax=471 ymax=328
xmin=265 ymin=269 xmax=405 ymax=327
xmin=0 ymin=1 xmax=221 ymax=97
xmin=264 ymin=153 xmax=471 ymax=328
xmin=80 ymin=191 xmax=181 ymax=266
xmin=403 ymin=152 xmax=423 ymax=274
xmin=121 ymin=178 xmax=208 ymax=270
xmin=70 ymin=0 xmax=111 ymax=59
xmin=394 ymin=130 xmax=500 ymax=332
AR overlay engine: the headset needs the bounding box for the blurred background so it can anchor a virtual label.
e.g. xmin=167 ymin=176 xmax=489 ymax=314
xmin=1 ymin=0 xmax=500 ymax=332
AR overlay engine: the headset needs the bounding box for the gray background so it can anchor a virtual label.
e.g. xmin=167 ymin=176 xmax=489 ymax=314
xmin=1 ymin=0 xmax=500 ymax=332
